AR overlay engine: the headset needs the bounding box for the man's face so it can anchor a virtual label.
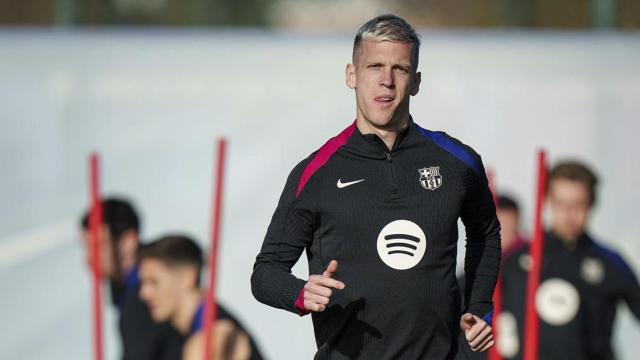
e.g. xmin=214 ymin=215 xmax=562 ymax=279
xmin=548 ymin=179 xmax=592 ymax=243
xmin=82 ymin=225 xmax=114 ymax=278
xmin=346 ymin=40 xmax=421 ymax=130
xmin=138 ymin=259 xmax=183 ymax=322
xmin=496 ymin=208 xmax=518 ymax=249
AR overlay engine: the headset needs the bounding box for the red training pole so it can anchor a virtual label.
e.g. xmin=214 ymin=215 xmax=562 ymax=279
xmin=203 ymin=138 xmax=227 ymax=360
xmin=523 ymin=150 xmax=547 ymax=360
xmin=89 ymin=153 xmax=104 ymax=360
xmin=486 ymin=169 xmax=503 ymax=360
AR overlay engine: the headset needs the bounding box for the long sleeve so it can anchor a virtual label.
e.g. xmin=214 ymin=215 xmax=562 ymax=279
xmin=615 ymin=253 xmax=640 ymax=320
xmin=586 ymin=243 xmax=640 ymax=359
xmin=251 ymin=158 xmax=315 ymax=315
xmin=460 ymin=156 xmax=502 ymax=319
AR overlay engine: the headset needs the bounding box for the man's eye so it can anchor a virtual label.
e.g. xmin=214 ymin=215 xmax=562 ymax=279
xmin=368 ymin=64 xmax=381 ymax=68
xmin=395 ymin=67 xmax=409 ymax=73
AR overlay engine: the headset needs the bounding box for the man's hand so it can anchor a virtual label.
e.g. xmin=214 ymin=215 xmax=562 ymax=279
xmin=460 ymin=313 xmax=494 ymax=352
xmin=303 ymin=260 xmax=345 ymax=312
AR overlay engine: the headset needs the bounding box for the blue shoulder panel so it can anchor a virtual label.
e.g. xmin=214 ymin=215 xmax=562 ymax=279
xmin=415 ymin=125 xmax=482 ymax=176
xmin=190 ymin=302 xmax=204 ymax=335
xmin=116 ymin=267 xmax=141 ymax=311
xmin=592 ymin=241 xmax=637 ymax=282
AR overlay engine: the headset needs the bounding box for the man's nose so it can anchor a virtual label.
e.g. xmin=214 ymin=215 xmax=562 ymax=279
xmin=380 ymin=67 xmax=394 ymax=88
xmin=139 ymin=285 xmax=150 ymax=300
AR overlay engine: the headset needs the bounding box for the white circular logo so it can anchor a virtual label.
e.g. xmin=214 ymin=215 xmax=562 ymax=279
xmin=535 ymin=278 xmax=580 ymax=326
xmin=496 ymin=311 xmax=519 ymax=358
xmin=581 ymin=257 xmax=605 ymax=284
xmin=376 ymin=220 xmax=426 ymax=270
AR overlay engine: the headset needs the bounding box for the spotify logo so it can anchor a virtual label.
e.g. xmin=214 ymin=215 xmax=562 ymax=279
xmin=535 ymin=278 xmax=580 ymax=326
xmin=376 ymin=220 xmax=426 ymax=270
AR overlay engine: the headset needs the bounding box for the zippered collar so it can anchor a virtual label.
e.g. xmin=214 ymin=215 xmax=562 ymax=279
xmin=345 ymin=116 xmax=416 ymax=159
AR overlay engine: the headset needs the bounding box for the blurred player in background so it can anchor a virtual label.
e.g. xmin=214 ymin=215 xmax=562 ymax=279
xmin=138 ymin=234 xmax=263 ymax=360
xmin=80 ymin=198 xmax=182 ymax=360
xmin=501 ymin=161 xmax=640 ymax=359
xmin=494 ymin=195 xmax=527 ymax=258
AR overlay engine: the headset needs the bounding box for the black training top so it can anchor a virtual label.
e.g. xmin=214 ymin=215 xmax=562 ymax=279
xmin=251 ymin=118 xmax=501 ymax=359
xmin=500 ymin=232 xmax=640 ymax=360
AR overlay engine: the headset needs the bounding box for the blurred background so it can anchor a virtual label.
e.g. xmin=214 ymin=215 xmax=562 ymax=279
xmin=1 ymin=0 xmax=639 ymax=359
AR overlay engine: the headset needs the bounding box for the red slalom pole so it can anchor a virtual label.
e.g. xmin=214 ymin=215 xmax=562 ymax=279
xmin=523 ymin=150 xmax=547 ymax=360
xmin=486 ymin=170 xmax=502 ymax=360
xmin=203 ymin=138 xmax=227 ymax=360
xmin=89 ymin=153 xmax=104 ymax=360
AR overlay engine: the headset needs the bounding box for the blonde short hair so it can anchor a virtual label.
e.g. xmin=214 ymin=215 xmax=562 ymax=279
xmin=353 ymin=14 xmax=421 ymax=71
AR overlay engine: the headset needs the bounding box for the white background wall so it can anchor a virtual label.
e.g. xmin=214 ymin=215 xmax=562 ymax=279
xmin=0 ymin=29 xmax=638 ymax=359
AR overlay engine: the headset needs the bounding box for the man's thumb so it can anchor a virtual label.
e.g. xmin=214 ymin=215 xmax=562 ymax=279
xmin=322 ymin=260 xmax=338 ymax=278
xmin=461 ymin=313 xmax=475 ymax=331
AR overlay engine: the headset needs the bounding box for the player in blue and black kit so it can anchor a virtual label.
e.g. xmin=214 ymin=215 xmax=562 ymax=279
xmin=500 ymin=161 xmax=640 ymax=359
xmin=251 ymin=14 xmax=501 ymax=359
xmin=138 ymin=234 xmax=263 ymax=360
xmin=80 ymin=198 xmax=182 ymax=360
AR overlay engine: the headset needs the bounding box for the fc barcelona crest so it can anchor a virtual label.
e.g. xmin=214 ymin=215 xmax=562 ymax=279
xmin=419 ymin=166 xmax=442 ymax=190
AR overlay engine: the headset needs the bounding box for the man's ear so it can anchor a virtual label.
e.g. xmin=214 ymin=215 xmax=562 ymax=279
xmin=118 ymin=229 xmax=139 ymax=258
xmin=179 ymin=267 xmax=199 ymax=290
xmin=346 ymin=63 xmax=356 ymax=89
xmin=410 ymin=71 xmax=421 ymax=96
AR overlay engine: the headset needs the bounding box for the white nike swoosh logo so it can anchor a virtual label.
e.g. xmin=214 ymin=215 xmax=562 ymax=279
xmin=337 ymin=179 xmax=365 ymax=188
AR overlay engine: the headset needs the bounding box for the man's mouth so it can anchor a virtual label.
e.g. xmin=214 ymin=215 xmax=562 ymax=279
xmin=146 ymin=302 xmax=157 ymax=312
xmin=374 ymin=95 xmax=395 ymax=103
xmin=374 ymin=95 xmax=395 ymax=104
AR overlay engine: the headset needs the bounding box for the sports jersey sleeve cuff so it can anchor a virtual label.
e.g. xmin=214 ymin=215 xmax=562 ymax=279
xmin=468 ymin=302 xmax=493 ymax=324
xmin=481 ymin=310 xmax=493 ymax=326
xmin=294 ymin=288 xmax=310 ymax=316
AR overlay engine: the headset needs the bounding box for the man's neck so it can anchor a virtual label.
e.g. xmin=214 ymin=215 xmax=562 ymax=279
xmin=111 ymin=262 xmax=136 ymax=287
xmin=501 ymin=235 xmax=516 ymax=252
xmin=171 ymin=289 xmax=202 ymax=336
xmin=120 ymin=261 xmax=136 ymax=278
xmin=356 ymin=115 xmax=409 ymax=151
xmin=552 ymin=230 xmax=583 ymax=251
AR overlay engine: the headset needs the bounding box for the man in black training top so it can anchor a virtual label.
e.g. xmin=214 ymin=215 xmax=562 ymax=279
xmin=138 ymin=234 xmax=263 ymax=360
xmin=500 ymin=161 xmax=640 ymax=360
xmin=251 ymin=14 xmax=501 ymax=359
xmin=80 ymin=198 xmax=182 ymax=360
